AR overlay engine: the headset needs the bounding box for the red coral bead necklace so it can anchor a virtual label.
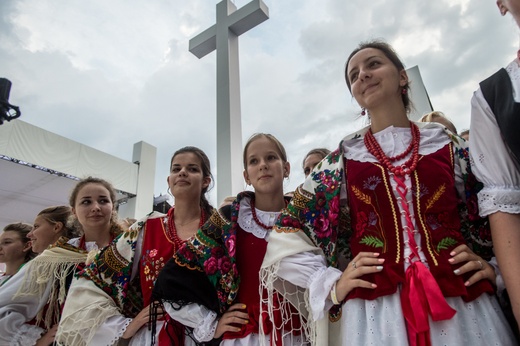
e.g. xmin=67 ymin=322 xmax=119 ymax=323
xmin=167 ymin=207 xmax=205 ymax=251
xmin=364 ymin=122 xmax=421 ymax=176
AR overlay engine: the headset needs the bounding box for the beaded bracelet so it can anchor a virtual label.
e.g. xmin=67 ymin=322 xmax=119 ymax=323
xmin=330 ymin=281 xmax=340 ymax=305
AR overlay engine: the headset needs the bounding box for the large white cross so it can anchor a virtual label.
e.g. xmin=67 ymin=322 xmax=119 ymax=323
xmin=189 ymin=0 xmax=269 ymax=204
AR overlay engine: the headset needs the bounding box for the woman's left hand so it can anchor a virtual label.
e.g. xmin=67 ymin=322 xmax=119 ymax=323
xmin=448 ymin=244 xmax=496 ymax=286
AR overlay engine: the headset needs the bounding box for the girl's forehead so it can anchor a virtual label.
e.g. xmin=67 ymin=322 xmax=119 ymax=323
xmin=172 ymin=152 xmax=201 ymax=165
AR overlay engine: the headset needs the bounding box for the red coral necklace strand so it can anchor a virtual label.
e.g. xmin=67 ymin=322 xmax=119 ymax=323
xmin=167 ymin=207 xmax=205 ymax=251
xmin=364 ymin=122 xmax=421 ymax=176
xmin=250 ymin=198 xmax=288 ymax=230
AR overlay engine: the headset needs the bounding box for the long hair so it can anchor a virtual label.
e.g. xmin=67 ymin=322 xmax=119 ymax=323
xmin=170 ymin=146 xmax=214 ymax=216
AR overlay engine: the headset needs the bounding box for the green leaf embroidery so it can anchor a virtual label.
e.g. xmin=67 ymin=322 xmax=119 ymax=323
xmin=436 ymin=237 xmax=458 ymax=252
xmin=359 ymin=235 xmax=384 ymax=248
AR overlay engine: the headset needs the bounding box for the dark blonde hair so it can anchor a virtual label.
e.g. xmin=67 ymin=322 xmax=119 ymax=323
xmin=243 ymin=133 xmax=288 ymax=169
xmin=170 ymin=146 xmax=214 ymax=217
xmin=302 ymin=148 xmax=331 ymax=168
xmin=2 ymin=222 xmax=37 ymax=262
xmin=68 ymin=177 xmax=123 ymax=237
xmin=419 ymin=111 xmax=458 ymax=134
xmin=345 ymin=39 xmax=412 ymax=114
xmin=37 ymin=205 xmax=76 ymax=239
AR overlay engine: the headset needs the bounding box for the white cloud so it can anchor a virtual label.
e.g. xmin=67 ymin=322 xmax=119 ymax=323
xmin=1 ymin=0 xmax=518 ymax=209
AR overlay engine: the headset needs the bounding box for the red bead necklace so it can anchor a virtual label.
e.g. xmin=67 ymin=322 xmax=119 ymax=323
xmin=167 ymin=207 xmax=205 ymax=251
xmin=364 ymin=122 xmax=421 ymax=176
xmin=250 ymin=199 xmax=273 ymax=230
xmin=250 ymin=198 xmax=288 ymax=230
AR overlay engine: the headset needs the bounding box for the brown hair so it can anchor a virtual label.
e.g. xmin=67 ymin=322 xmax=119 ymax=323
xmin=243 ymin=133 xmax=288 ymax=169
xmin=2 ymin=222 xmax=37 ymax=262
xmin=68 ymin=177 xmax=123 ymax=237
xmin=37 ymin=205 xmax=76 ymax=239
xmin=345 ymin=39 xmax=412 ymax=114
xmin=302 ymin=148 xmax=331 ymax=168
xmin=170 ymin=146 xmax=214 ymax=217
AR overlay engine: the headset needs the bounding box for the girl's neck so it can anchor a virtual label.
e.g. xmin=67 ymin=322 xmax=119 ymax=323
xmin=173 ymin=198 xmax=202 ymax=224
xmin=83 ymin=226 xmax=112 ymax=248
xmin=4 ymin=259 xmax=25 ymax=276
xmin=254 ymin=192 xmax=286 ymax=212
xmin=367 ymin=100 xmax=409 ymax=133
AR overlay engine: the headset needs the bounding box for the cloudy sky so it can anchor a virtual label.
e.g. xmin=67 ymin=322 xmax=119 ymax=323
xmin=1 ymin=0 xmax=518 ymax=207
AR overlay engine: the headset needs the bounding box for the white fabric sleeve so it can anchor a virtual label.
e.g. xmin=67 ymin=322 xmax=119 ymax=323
xmin=277 ymin=252 xmax=342 ymax=321
xmin=0 ymin=264 xmax=48 ymax=345
xmin=469 ymin=89 xmax=520 ymax=217
xmin=163 ymin=303 xmax=218 ymax=343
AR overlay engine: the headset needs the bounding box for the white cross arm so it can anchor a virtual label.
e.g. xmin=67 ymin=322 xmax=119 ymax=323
xmin=189 ymin=0 xmax=269 ymax=59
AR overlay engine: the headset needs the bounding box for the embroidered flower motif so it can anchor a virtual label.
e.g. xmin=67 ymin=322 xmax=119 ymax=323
xmin=211 ymin=246 xmax=225 ymax=259
xmin=219 ymin=257 xmax=232 ymax=274
xmin=313 ymin=214 xmax=331 ymax=239
xmin=225 ymin=235 xmax=236 ymax=257
xmin=363 ymin=176 xmax=382 ymax=191
xmin=368 ymin=211 xmax=377 ymax=226
xmin=149 ymin=249 xmax=158 ymax=258
xmin=315 ymin=192 xmax=327 ymax=211
xmin=355 ymin=211 xmax=368 ymax=238
xmin=426 ymin=215 xmax=440 ymax=230
xmin=144 ymin=265 xmax=150 ymax=275
xmin=412 ymin=183 xmax=429 ymax=198
xmin=204 ymin=257 xmax=218 ymax=275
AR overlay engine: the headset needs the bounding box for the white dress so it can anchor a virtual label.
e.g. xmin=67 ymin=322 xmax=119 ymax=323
xmin=469 ymin=57 xmax=520 ymax=217
xmin=0 ymin=238 xmax=97 ymax=346
xmin=275 ymin=125 xmax=516 ymax=346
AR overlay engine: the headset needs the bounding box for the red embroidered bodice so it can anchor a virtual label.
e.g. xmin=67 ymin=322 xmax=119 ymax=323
xmin=345 ymin=143 xmax=493 ymax=302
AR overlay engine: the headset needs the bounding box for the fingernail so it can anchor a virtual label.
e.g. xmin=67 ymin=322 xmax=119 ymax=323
xmin=465 ymin=281 xmax=470 ymax=286
xmin=448 ymin=258 xmax=454 ymax=263
xmin=450 ymin=251 xmax=456 ymax=256
xmin=378 ymin=258 xmax=385 ymax=263
xmin=242 ymin=304 xmax=247 ymax=309
xmin=371 ymin=284 xmax=377 ymax=288
xmin=373 ymin=253 xmax=380 ymax=256
xmin=245 ymin=320 xmax=249 ymax=324
xmin=453 ymin=269 xmax=460 ymax=275
xmin=376 ymin=266 xmax=383 ymax=270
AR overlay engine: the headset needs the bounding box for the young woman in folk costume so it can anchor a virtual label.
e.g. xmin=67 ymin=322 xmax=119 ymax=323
xmin=469 ymin=0 xmax=520 ymax=330
xmin=0 ymin=222 xmax=35 ymax=287
xmin=0 ymin=176 xmax=122 ymax=346
xmin=259 ymin=40 xmax=517 ymax=346
xmin=56 ymin=146 xmax=213 ymax=345
xmin=153 ymin=133 xmax=305 ymax=345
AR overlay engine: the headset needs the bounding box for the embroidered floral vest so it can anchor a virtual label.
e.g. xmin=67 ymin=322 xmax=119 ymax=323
xmin=140 ymin=216 xmax=175 ymax=306
xmin=346 ymin=143 xmax=493 ymax=301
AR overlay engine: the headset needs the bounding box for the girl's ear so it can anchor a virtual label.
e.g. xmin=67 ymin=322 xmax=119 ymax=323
xmin=202 ymin=176 xmax=211 ymax=189
xmin=243 ymin=170 xmax=250 ymax=185
xmin=53 ymin=222 xmax=64 ymax=235
xmin=22 ymin=241 xmax=32 ymax=253
xmin=283 ymin=162 xmax=291 ymax=178
xmin=399 ymin=69 xmax=408 ymax=87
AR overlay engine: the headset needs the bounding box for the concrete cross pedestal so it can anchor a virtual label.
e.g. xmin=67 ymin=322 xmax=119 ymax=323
xmin=189 ymin=0 xmax=269 ymax=204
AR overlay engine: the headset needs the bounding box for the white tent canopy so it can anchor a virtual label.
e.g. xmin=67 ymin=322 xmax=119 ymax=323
xmin=0 ymin=120 xmax=156 ymax=231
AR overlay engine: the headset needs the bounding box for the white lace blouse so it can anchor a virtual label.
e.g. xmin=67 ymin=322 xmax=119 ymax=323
xmin=469 ymin=57 xmax=520 ymax=217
